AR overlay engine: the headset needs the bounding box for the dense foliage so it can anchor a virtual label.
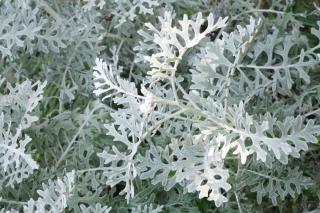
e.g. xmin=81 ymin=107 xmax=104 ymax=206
xmin=0 ymin=0 xmax=320 ymax=212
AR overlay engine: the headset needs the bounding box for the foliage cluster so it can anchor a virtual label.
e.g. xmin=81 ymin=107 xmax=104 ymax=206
xmin=0 ymin=0 xmax=320 ymax=212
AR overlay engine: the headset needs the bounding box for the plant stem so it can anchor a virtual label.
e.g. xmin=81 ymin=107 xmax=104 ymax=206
xmin=54 ymin=105 xmax=100 ymax=170
xmin=234 ymin=192 xmax=243 ymax=213
xmin=304 ymin=108 xmax=320 ymax=117
xmin=171 ymin=71 xmax=180 ymax=105
xmin=77 ymin=167 xmax=106 ymax=173
xmin=0 ymin=198 xmax=27 ymax=205
xmin=242 ymin=169 xmax=284 ymax=182
xmin=176 ymin=83 xmax=201 ymax=110
xmin=142 ymin=108 xmax=188 ymax=139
